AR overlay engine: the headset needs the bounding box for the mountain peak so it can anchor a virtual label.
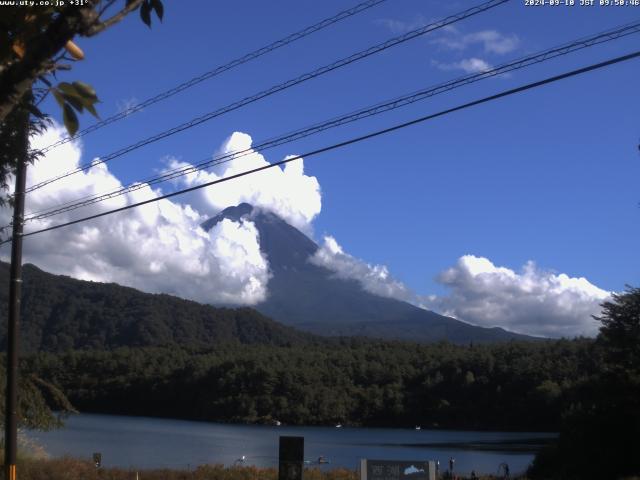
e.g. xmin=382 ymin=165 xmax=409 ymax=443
xmin=202 ymin=203 xmax=254 ymax=227
xmin=199 ymin=204 xmax=534 ymax=344
xmin=201 ymin=203 xmax=318 ymax=270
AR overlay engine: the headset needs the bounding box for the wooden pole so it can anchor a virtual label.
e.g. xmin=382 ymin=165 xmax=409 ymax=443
xmin=4 ymin=101 xmax=29 ymax=480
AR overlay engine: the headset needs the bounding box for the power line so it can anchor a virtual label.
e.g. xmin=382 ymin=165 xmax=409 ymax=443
xmin=25 ymin=0 xmax=510 ymax=195
xmin=38 ymin=0 xmax=390 ymax=154
xmin=20 ymin=20 xmax=640 ymax=223
xmin=4 ymin=49 xmax=638 ymax=246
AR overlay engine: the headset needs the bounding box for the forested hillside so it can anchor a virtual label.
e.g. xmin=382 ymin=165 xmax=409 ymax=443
xmin=0 ymin=262 xmax=318 ymax=351
xmin=0 ymin=259 xmax=620 ymax=438
xmin=24 ymin=338 xmax=595 ymax=431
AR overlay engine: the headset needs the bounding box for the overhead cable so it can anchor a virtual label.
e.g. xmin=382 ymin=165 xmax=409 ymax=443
xmin=25 ymin=0 xmax=510 ymax=194
xmin=21 ymin=20 xmax=640 ymax=223
xmin=38 ymin=0 xmax=390 ymax=154
xmin=3 ymin=49 xmax=637 ymax=245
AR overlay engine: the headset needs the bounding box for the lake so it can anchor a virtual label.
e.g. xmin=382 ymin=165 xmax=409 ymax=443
xmin=26 ymin=414 xmax=555 ymax=476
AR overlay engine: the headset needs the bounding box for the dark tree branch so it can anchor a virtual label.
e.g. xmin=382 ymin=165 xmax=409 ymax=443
xmin=0 ymin=0 xmax=145 ymax=123
xmin=0 ymin=7 xmax=95 ymax=123
xmin=85 ymin=0 xmax=145 ymax=37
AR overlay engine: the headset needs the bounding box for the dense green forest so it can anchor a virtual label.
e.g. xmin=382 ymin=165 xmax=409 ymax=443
xmin=21 ymin=338 xmax=595 ymax=432
xmin=528 ymin=287 xmax=640 ymax=479
xmin=0 ymin=263 xmax=319 ymax=352
xmin=1 ymin=261 xmax=637 ymax=478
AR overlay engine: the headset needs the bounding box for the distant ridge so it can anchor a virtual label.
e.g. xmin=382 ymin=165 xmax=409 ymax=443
xmin=0 ymin=204 xmax=535 ymax=351
xmin=0 ymin=261 xmax=316 ymax=352
xmin=203 ymin=203 xmax=535 ymax=344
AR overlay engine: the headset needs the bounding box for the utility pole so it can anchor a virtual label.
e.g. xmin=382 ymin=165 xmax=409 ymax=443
xmin=4 ymin=98 xmax=29 ymax=480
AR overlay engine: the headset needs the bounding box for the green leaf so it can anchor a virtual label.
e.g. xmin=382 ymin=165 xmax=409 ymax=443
xmin=51 ymin=89 xmax=65 ymax=109
xmin=140 ymin=0 xmax=152 ymax=27
xmin=62 ymin=103 xmax=79 ymax=136
xmin=72 ymin=81 xmax=98 ymax=100
xmin=57 ymin=82 xmax=82 ymax=99
xmin=85 ymin=102 xmax=99 ymax=119
xmin=151 ymin=0 xmax=163 ymax=21
xmin=61 ymin=92 xmax=84 ymax=113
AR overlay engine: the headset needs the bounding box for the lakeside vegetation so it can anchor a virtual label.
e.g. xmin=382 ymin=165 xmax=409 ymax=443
xmin=0 ymin=264 xmax=637 ymax=478
xmin=527 ymin=287 xmax=640 ymax=479
xmin=7 ymin=457 xmax=527 ymax=480
xmin=23 ymin=338 xmax=593 ymax=432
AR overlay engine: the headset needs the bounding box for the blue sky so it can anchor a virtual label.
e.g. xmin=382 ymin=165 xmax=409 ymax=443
xmin=9 ymin=0 xmax=640 ymax=336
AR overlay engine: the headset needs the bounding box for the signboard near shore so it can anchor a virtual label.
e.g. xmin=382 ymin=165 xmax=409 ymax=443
xmin=360 ymin=459 xmax=436 ymax=480
xmin=279 ymin=436 xmax=304 ymax=480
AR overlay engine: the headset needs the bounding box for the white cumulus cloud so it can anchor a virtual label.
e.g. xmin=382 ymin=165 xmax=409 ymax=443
xmin=429 ymin=28 xmax=518 ymax=75
xmin=310 ymin=235 xmax=415 ymax=303
xmin=430 ymin=255 xmax=610 ymax=338
xmin=163 ymin=132 xmax=321 ymax=234
xmin=434 ymin=57 xmax=493 ymax=74
xmin=431 ymin=28 xmax=520 ymax=55
xmin=0 ymin=124 xmax=270 ymax=306
xmin=311 ymin=241 xmax=609 ymax=338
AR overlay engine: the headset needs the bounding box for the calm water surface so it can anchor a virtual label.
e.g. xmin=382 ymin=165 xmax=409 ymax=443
xmin=27 ymin=414 xmax=555 ymax=476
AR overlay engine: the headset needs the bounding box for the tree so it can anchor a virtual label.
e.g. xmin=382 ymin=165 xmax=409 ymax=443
xmin=0 ymin=0 xmax=164 ymax=125
xmin=0 ymin=92 xmax=47 ymax=210
xmin=0 ymin=0 xmax=163 ymax=207
xmin=529 ymin=287 xmax=640 ymax=480
xmin=0 ymin=1 xmax=164 ymax=435
xmin=595 ymin=286 xmax=640 ymax=370
xmin=0 ymin=367 xmax=76 ymax=431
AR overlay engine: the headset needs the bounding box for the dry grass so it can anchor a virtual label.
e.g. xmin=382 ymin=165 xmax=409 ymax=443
xmin=10 ymin=457 xmax=529 ymax=480
xmin=14 ymin=457 xmax=359 ymax=480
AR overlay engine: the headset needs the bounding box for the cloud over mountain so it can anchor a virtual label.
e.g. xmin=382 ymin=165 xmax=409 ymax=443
xmin=312 ymin=242 xmax=609 ymax=338
xmin=431 ymin=255 xmax=609 ymax=337
xmin=0 ymin=125 xmax=270 ymax=305
xmin=1 ymin=125 xmax=611 ymax=338
xmin=311 ymin=235 xmax=415 ymax=302
xmin=164 ymin=132 xmax=321 ymax=234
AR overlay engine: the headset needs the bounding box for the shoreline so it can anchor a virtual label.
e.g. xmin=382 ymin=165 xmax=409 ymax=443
xmin=28 ymin=413 xmax=547 ymax=475
xmin=377 ymin=438 xmax=555 ymax=453
xmin=56 ymin=410 xmax=560 ymax=436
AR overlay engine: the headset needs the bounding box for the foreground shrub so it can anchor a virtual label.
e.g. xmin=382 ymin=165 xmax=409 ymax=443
xmin=13 ymin=457 xmax=360 ymax=480
xmin=9 ymin=457 xmax=524 ymax=480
